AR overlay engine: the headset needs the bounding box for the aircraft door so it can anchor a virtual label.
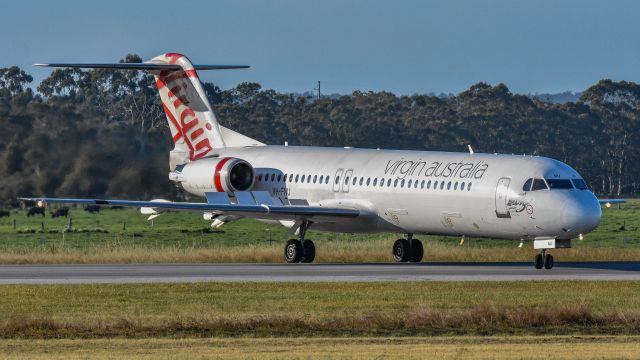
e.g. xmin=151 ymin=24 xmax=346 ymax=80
xmin=342 ymin=169 xmax=353 ymax=193
xmin=495 ymin=177 xmax=511 ymax=218
xmin=333 ymin=168 xmax=344 ymax=192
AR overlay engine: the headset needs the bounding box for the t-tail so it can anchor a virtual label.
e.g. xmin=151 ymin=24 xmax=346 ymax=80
xmin=35 ymin=53 xmax=264 ymax=170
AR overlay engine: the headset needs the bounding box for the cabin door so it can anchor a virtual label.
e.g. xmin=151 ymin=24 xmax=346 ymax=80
xmin=495 ymin=177 xmax=511 ymax=218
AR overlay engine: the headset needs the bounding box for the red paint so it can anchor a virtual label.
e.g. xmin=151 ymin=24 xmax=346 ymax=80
xmin=165 ymin=53 xmax=184 ymax=64
xmin=213 ymin=157 xmax=232 ymax=192
xmin=162 ymin=103 xmax=184 ymax=143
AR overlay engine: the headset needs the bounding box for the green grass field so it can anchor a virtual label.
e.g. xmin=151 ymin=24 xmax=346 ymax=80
xmin=1 ymin=281 xmax=640 ymax=338
xmin=0 ymin=199 xmax=637 ymax=263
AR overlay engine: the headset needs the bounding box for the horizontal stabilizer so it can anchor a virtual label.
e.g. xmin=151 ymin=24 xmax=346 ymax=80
xmin=34 ymin=63 xmax=249 ymax=71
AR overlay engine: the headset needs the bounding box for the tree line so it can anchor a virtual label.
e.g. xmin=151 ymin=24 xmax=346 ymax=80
xmin=0 ymin=54 xmax=638 ymax=203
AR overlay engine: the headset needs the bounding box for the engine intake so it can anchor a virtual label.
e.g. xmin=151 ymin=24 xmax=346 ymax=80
xmin=173 ymin=157 xmax=255 ymax=196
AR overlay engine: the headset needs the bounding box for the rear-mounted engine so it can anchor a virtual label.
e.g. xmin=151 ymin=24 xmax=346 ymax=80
xmin=169 ymin=157 xmax=255 ymax=196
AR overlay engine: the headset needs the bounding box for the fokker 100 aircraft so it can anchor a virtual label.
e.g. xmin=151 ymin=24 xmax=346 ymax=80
xmin=21 ymin=53 xmax=623 ymax=269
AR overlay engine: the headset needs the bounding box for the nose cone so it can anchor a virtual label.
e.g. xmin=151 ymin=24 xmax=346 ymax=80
xmin=562 ymin=193 xmax=602 ymax=235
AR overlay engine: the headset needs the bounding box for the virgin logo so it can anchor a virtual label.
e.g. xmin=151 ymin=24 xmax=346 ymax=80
xmin=163 ymin=78 xmax=213 ymax=160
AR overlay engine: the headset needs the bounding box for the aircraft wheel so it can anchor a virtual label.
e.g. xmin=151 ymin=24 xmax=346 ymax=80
xmin=393 ymin=239 xmax=411 ymax=263
xmin=409 ymin=239 xmax=423 ymax=263
xmin=534 ymin=253 xmax=544 ymax=269
xmin=301 ymin=240 xmax=316 ymax=263
xmin=284 ymin=239 xmax=303 ymax=263
xmin=544 ymin=254 xmax=554 ymax=269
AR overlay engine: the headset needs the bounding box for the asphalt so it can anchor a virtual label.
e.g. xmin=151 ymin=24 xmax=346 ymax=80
xmin=0 ymin=262 xmax=639 ymax=284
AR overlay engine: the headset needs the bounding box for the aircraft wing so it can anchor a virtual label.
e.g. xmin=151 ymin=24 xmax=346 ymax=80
xmin=598 ymin=199 xmax=626 ymax=206
xmin=18 ymin=191 xmax=359 ymax=221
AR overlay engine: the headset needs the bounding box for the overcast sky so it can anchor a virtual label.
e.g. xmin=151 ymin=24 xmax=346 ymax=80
xmin=2 ymin=0 xmax=638 ymax=95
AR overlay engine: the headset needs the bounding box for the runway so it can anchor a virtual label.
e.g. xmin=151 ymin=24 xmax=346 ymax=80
xmin=0 ymin=262 xmax=639 ymax=284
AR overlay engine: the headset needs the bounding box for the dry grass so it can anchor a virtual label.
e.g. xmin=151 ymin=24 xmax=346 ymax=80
xmin=1 ymin=239 xmax=639 ymax=264
xmin=1 ymin=303 xmax=640 ymax=338
xmin=1 ymin=336 xmax=640 ymax=359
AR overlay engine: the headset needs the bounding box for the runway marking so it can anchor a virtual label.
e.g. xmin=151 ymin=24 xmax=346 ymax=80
xmin=0 ymin=262 xmax=638 ymax=284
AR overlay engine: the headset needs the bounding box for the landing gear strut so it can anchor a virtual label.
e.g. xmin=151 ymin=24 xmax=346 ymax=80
xmin=284 ymin=220 xmax=315 ymax=263
xmin=393 ymin=234 xmax=423 ymax=263
xmin=534 ymin=249 xmax=554 ymax=270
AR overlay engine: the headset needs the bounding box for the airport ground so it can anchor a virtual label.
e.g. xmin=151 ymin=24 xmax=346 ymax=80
xmin=0 ymin=281 xmax=640 ymax=358
xmin=0 ymin=200 xmax=638 ymax=264
xmin=0 ymin=202 xmax=638 ymax=358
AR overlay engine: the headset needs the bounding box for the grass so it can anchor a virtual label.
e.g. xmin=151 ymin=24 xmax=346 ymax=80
xmin=1 ymin=281 xmax=640 ymax=338
xmin=0 ymin=199 xmax=637 ymax=263
xmin=1 ymin=336 xmax=640 ymax=359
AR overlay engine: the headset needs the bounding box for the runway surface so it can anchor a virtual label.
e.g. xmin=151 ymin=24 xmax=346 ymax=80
xmin=0 ymin=262 xmax=639 ymax=284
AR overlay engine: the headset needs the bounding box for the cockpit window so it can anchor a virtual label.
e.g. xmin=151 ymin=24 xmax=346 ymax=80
xmin=546 ymin=179 xmax=574 ymax=189
xmin=572 ymin=179 xmax=588 ymax=190
xmin=531 ymin=178 xmax=548 ymax=191
xmin=522 ymin=178 xmax=533 ymax=191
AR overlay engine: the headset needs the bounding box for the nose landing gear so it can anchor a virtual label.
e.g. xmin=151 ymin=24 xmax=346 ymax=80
xmin=393 ymin=234 xmax=423 ymax=263
xmin=534 ymin=249 xmax=554 ymax=270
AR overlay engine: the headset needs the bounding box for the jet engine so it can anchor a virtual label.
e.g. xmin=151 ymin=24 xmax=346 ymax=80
xmin=169 ymin=157 xmax=255 ymax=196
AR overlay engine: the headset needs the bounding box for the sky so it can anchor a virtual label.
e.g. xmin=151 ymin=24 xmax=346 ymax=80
xmin=2 ymin=0 xmax=639 ymax=95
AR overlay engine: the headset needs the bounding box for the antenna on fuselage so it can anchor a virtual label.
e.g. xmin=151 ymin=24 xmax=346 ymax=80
xmin=467 ymin=145 xmax=474 ymax=155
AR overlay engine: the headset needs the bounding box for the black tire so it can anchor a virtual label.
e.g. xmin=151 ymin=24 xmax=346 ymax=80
xmin=534 ymin=253 xmax=544 ymax=269
xmin=301 ymin=240 xmax=316 ymax=263
xmin=284 ymin=239 xmax=303 ymax=263
xmin=409 ymin=239 xmax=424 ymax=263
xmin=544 ymin=254 xmax=554 ymax=269
xmin=393 ymin=239 xmax=411 ymax=262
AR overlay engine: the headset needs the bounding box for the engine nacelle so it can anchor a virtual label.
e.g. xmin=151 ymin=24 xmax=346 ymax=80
xmin=171 ymin=157 xmax=255 ymax=197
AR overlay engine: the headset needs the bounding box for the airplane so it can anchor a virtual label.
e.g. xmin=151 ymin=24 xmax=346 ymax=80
xmin=20 ymin=52 xmax=624 ymax=269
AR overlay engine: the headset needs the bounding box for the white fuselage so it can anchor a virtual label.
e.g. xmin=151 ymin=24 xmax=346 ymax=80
xmin=182 ymin=145 xmax=601 ymax=241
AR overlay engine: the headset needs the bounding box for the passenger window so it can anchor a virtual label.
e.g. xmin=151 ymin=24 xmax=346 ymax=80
xmin=440 ymin=182 xmax=445 ymax=190
xmin=326 ymin=176 xmax=330 ymax=184
xmin=277 ymin=174 xmax=281 ymax=182
xmin=271 ymin=174 xmax=275 ymax=182
xmin=289 ymin=174 xmax=294 ymax=182
xmin=454 ymin=182 xmax=458 ymax=190
xmin=373 ymin=178 xmax=378 ymax=186
xmin=387 ymin=179 xmax=392 ymax=187
xmin=522 ymin=178 xmax=533 ymax=192
xmin=344 ymin=176 xmax=349 ymax=185
xmin=460 ymin=182 xmax=465 ymax=191
xmin=359 ymin=178 xmax=364 ymax=186
xmin=467 ymin=183 xmax=472 ymax=191
xmin=421 ymin=180 xmax=425 ymax=189
xmin=401 ymin=179 xmax=405 ymax=188
xmin=258 ymin=174 xmax=263 ymax=182
xmin=313 ymin=175 xmax=317 ymax=183
xmin=307 ymin=175 xmax=311 ymax=183
xmin=531 ymin=178 xmax=548 ymax=191
xmin=433 ymin=181 xmax=438 ymax=189
xmin=366 ymin=178 xmax=371 ymax=186
xmin=407 ymin=179 xmax=412 ymax=188
xmin=334 ymin=176 xmax=339 ymax=185
xmin=352 ymin=177 xmax=357 ymax=186
xmin=394 ymin=179 xmax=398 ymax=187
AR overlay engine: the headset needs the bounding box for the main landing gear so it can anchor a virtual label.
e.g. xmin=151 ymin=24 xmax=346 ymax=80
xmin=284 ymin=220 xmax=315 ymax=263
xmin=534 ymin=249 xmax=554 ymax=270
xmin=392 ymin=234 xmax=423 ymax=263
